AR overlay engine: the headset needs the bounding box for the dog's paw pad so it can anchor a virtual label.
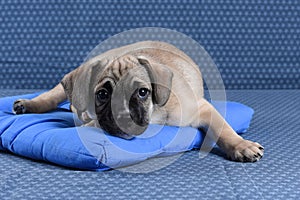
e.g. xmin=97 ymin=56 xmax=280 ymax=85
xmin=229 ymin=140 xmax=264 ymax=162
xmin=13 ymin=100 xmax=28 ymax=114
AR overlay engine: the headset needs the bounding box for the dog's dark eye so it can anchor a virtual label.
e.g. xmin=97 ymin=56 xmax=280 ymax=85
xmin=97 ymin=89 xmax=110 ymax=101
xmin=138 ymin=88 xmax=149 ymax=99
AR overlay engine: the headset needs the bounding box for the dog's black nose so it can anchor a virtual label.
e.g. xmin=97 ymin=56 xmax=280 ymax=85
xmin=135 ymin=118 xmax=149 ymax=127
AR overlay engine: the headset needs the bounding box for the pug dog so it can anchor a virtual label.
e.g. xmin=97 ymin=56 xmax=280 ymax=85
xmin=13 ymin=41 xmax=264 ymax=162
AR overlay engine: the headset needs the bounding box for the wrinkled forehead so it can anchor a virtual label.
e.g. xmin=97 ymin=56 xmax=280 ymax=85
xmin=95 ymin=55 xmax=151 ymax=91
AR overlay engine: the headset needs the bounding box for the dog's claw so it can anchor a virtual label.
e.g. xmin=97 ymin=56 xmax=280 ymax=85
xmin=259 ymin=146 xmax=264 ymax=150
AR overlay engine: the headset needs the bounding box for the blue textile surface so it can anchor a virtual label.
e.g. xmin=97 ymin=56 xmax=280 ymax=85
xmin=0 ymin=0 xmax=300 ymax=89
xmin=0 ymin=92 xmax=253 ymax=171
xmin=0 ymin=90 xmax=299 ymax=199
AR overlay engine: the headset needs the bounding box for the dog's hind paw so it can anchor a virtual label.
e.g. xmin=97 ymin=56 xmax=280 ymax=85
xmin=227 ymin=140 xmax=264 ymax=162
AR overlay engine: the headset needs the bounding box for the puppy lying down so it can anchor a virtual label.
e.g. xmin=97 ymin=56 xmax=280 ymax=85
xmin=13 ymin=41 xmax=264 ymax=162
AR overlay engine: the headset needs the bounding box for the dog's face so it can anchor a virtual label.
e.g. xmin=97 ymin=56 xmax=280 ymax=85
xmin=94 ymin=56 xmax=154 ymax=139
xmin=62 ymin=55 xmax=173 ymax=139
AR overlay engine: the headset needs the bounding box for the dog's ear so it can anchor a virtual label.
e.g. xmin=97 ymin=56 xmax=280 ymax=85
xmin=61 ymin=61 xmax=103 ymax=114
xmin=138 ymin=57 xmax=173 ymax=106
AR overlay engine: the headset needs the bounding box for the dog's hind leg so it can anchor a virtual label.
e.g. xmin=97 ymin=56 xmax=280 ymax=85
xmin=194 ymin=99 xmax=264 ymax=162
xmin=13 ymin=83 xmax=67 ymax=114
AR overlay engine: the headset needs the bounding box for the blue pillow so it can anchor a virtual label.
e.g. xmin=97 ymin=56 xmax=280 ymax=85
xmin=0 ymin=92 xmax=254 ymax=171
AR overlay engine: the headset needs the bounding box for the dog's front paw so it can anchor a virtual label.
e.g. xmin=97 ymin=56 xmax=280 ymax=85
xmin=227 ymin=140 xmax=264 ymax=162
xmin=13 ymin=99 xmax=31 ymax=114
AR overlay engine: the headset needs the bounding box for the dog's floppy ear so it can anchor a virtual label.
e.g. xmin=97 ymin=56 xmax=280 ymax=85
xmin=138 ymin=57 xmax=173 ymax=106
xmin=61 ymin=61 xmax=103 ymax=115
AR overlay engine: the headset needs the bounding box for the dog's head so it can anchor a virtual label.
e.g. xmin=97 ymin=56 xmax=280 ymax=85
xmin=61 ymin=55 xmax=173 ymax=139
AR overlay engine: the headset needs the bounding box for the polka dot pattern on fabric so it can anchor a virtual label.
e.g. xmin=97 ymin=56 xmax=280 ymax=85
xmin=0 ymin=0 xmax=299 ymax=89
